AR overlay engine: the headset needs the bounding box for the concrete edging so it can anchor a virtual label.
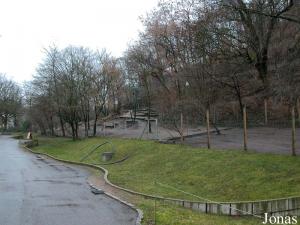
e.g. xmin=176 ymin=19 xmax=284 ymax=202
xmin=23 ymin=146 xmax=300 ymax=217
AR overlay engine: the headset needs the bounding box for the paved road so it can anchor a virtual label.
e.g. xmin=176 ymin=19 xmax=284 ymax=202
xmin=0 ymin=135 xmax=137 ymax=225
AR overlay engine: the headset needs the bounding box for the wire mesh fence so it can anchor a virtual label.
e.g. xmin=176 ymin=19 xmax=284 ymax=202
xmin=147 ymin=97 xmax=299 ymax=156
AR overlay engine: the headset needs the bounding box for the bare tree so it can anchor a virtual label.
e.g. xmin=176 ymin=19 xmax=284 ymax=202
xmin=0 ymin=74 xmax=22 ymax=131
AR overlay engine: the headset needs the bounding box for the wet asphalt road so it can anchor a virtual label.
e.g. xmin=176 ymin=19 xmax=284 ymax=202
xmin=0 ymin=135 xmax=137 ymax=225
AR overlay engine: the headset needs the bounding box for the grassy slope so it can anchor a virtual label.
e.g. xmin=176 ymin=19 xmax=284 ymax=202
xmin=34 ymin=137 xmax=300 ymax=201
xmin=33 ymin=136 xmax=300 ymax=224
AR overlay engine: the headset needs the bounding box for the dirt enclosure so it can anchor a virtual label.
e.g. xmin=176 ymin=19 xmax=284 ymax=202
xmin=76 ymin=118 xmax=299 ymax=155
xmin=181 ymin=127 xmax=300 ymax=155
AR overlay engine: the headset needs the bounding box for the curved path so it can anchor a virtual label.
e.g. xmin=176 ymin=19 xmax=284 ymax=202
xmin=0 ymin=135 xmax=137 ymax=225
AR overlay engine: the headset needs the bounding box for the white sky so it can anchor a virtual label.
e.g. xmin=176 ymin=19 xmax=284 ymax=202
xmin=0 ymin=0 xmax=160 ymax=83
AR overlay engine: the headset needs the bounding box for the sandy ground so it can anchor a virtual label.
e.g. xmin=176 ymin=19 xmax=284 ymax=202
xmin=179 ymin=127 xmax=300 ymax=155
xmin=93 ymin=118 xmax=217 ymax=141
xmin=71 ymin=119 xmax=299 ymax=155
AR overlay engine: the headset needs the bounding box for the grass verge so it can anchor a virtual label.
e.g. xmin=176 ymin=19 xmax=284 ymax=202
xmin=32 ymin=136 xmax=300 ymax=224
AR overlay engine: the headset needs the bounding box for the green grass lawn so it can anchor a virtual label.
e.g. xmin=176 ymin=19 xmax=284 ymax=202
xmin=136 ymin=198 xmax=261 ymax=225
xmin=32 ymin=136 xmax=300 ymax=224
xmin=34 ymin=136 xmax=300 ymax=201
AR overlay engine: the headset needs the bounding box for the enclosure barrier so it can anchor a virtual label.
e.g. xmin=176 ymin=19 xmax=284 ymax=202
xmin=163 ymin=196 xmax=300 ymax=217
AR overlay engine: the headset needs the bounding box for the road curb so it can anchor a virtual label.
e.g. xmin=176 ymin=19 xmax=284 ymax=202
xmin=88 ymin=182 xmax=143 ymax=225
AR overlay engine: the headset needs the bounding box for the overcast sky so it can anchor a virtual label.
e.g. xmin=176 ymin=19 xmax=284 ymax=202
xmin=0 ymin=0 xmax=160 ymax=83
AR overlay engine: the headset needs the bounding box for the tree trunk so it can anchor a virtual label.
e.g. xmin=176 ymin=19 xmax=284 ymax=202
xmin=84 ymin=120 xmax=88 ymax=137
xmin=180 ymin=113 xmax=184 ymax=143
xmin=70 ymin=122 xmax=76 ymax=141
xmin=3 ymin=114 xmax=8 ymax=131
xmin=206 ymin=109 xmax=211 ymax=149
xmin=148 ymin=106 xmax=152 ymax=133
xmin=255 ymin=53 xmax=270 ymax=96
xmin=75 ymin=122 xmax=79 ymax=139
xmin=13 ymin=114 xmax=18 ymax=129
xmin=232 ymin=76 xmax=244 ymax=120
xmin=93 ymin=115 xmax=98 ymax=137
xmin=237 ymin=97 xmax=244 ymax=121
xmin=264 ymin=98 xmax=268 ymax=125
xmin=297 ymin=98 xmax=300 ymax=125
xmin=39 ymin=124 xmax=46 ymax=136
xmin=59 ymin=117 xmax=65 ymax=137
xmin=93 ymin=105 xmax=98 ymax=136
xmin=50 ymin=116 xmax=55 ymax=136
xmin=243 ymin=106 xmax=248 ymax=151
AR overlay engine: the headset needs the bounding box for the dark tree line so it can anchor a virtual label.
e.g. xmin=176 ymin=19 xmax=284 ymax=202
xmin=26 ymin=46 xmax=123 ymax=140
xmin=121 ymin=0 xmax=300 ymax=130
xmin=4 ymin=0 xmax=299 ymax=137
xmin=0 ymin=74 xmax=22 ymax=131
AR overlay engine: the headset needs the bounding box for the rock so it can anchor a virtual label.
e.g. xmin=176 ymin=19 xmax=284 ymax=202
xmin=101 ymin=152 xmax=114 ymax=162
xmin=90 ymin=187 xmax=104 ymax=195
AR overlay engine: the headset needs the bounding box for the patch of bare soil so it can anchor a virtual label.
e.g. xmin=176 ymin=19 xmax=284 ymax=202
xmin=182 ymin=127 xmax=300 ymax=155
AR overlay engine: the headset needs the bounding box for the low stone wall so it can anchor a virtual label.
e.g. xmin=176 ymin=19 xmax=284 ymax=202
xmin=23 ymin=145 xmax=300 ymax=217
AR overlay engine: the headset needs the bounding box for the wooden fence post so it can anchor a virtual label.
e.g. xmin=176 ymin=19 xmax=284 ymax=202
xmin=243 ymin=106 xmax=247 ymax=151
xmin=206 ymin=109 xmax=211 ymax=149
xmin=292 ymin=106 xmax=296 ymax=156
